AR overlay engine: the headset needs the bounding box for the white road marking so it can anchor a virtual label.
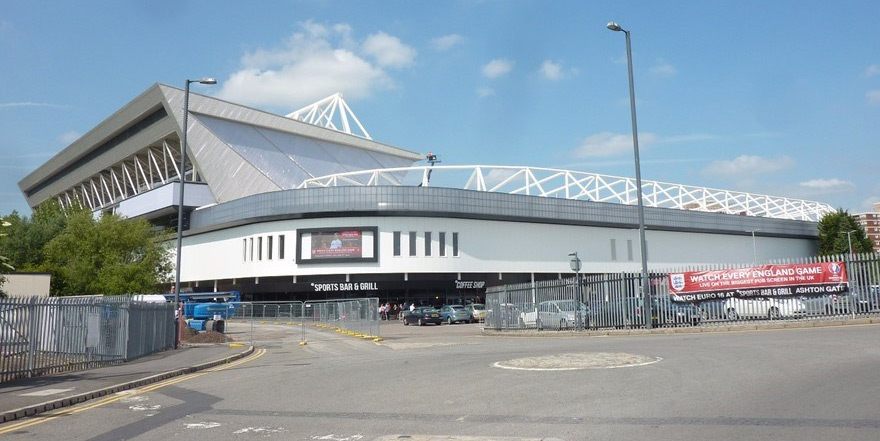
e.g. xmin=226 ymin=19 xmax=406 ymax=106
xmin=19 ymin=388 xmax=74 ymax=397
xmin=234 ymin=426 xmax=287 ymax=434
xmin=129 ymin=404 xmax=161 ymax=411
xmin=185 ymin=422 xmax=221 ymax=429
xmin=311 ymin=434 xmax=364 ymax=441
xmin=493 ymin=357 xmax=662 ymax=371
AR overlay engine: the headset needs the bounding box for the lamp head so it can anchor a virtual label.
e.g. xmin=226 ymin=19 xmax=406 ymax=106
xmin=606 ymin=21 xmax=623 ymax=32
xmin=568 ymin=251 xmax=578 ymax=257
xmin=198 ymin=78 xmax=217 ymax=85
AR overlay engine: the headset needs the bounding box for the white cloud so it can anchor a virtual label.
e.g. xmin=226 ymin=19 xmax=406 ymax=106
xmin=650 ymin=60 xmax=677 ymax=77
xmin=867 ymin=90 xmax=880 ymax=105
xmin=362 ymin=31 xmax=416 ymax=68
xmin=431 ymin=34 xmax=464 ymax=51
xmin=540 ymin=60 xmax=566 ymax=81
xmin=799 ymin=178 xmax=855 ymax=193
xmin=58 ymin=131 xmax=81 ymax=145
xmin=571 ymin=132 xmax=713 ymax=158
xmin=865 ymin=64 xmax=880 ymax=78
xmin=482 ymin=59 xmax=513 ymax=79
xmin=572 ymin=132 xmax=658 ymax=157
xmin=702 ymin=155 xmax=794 ymax=177
xmin=0 ymin=102 xmax=69 ymax=109
xmin=861 ymin=196 xmax=880 ymax=210
xmin=476 ymin=87 xmax=495 ymax=98
xmin=216 ymin=22 xmax=413 ymax=108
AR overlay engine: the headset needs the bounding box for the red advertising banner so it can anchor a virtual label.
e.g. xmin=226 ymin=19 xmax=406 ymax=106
xmin=668 ymin=262 xmax=848 ymax=302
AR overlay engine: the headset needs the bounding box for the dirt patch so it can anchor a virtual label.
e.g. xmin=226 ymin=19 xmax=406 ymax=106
xmin=182 ymin=330 xmax=230 ymax=343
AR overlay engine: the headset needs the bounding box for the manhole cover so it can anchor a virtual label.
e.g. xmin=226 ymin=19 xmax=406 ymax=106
xmin=493 ymin=352 xmax=661 ymax=371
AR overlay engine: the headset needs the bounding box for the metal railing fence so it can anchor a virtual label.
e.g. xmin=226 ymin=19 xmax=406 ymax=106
xmin=1 ymin=296 xmax=175 ymax=383
xmin=304 ymin=298 xmax=380 ymax=338
xmin=228 ymin=301 xmax=304 ymax=320
xmin=486 ymin=253 xmax=880 ymax=331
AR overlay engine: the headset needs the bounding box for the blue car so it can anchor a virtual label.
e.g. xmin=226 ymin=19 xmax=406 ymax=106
xmin=439 ymin=304 xmax=472 ymax=324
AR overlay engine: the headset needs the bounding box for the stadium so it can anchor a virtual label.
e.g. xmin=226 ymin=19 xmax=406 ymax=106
xmin=18 ymin=84 xmax=834 ymax=303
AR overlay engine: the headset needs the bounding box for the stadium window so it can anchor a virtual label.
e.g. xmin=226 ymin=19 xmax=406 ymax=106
xmin=249 ymin=238 xmax=254 ymax=261
xmin=279 ymin=235 xmax=285 ymax=259
xmin=452 ymin=232 xmax=459 ymax=257
xmin=267 ymin=236 xmax=273 ymax=260
xmin=257 ymin=237 xmax=263 ymax=261
xmin=439 ymin=232 xmax=446 ymax=257
xmin=627 ymin=239 xmax=634 ymax=261
xmin=610 ymin=239 xmax=617 ymax=261
xmin=425 ymin=232 xmax=432 ymax=256
xmin=242 ymin=239 xmax=247 ymax=261
xmin=393 ymin=231 xmax=401 ymax=256
xmin=409 ymin=231 xmax=417 ymax=256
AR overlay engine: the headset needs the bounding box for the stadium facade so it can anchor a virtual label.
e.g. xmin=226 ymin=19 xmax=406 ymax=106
xmin=19 ymin=84 xmax=834 ymax=303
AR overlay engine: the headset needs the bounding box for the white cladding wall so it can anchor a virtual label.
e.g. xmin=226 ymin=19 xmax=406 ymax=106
xmin=179 ymin=216 xmax=817 ymax=282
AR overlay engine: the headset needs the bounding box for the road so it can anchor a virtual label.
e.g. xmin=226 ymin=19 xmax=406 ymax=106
xmin=2 ymin=320 xmax=879 ymax=440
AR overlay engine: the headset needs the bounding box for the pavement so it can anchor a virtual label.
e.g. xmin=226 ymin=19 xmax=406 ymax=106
xmin=0 ymin=343 xmax=253 ymax=424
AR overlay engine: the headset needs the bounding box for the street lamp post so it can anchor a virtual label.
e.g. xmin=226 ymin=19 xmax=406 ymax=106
xmin=174 ymin=78 xmax=216 ymax=346
xmin=845 ymin=230 xmax=854 ymax=256
xmin=607 ymin=21 xmax=651 ymax=328
xmin=569 ymin=252 xmax=583 ymax=329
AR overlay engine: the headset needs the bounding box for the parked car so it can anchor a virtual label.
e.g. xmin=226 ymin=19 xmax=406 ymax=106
xmin=520 ymin=299 xmax=588 ymax=330
xmin=651 ymin=298 xmax=702 ymax=326
xmin=403 ymin=307 xmax=443 ymax=326
xmin=439 ymin=304 xmax=472 ymax=324
xmin=800 ymin=293 xmax=855 ymax=315
xmin=465 ymin=303 xmax=488 ymax=323
xmin=723 ymin=297 xmax=806 ymax=320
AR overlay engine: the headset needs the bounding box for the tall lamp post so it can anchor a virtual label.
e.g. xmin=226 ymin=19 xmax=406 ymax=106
xmin=607 ymin=21 xmax=651 ymax=328
xmin=174 ymin=78 xmax=217 ymax=329
xmin=844 ymin=230 xmax=855 ymax=256
xmin=569 ymin=252 xmax=583 ymax=329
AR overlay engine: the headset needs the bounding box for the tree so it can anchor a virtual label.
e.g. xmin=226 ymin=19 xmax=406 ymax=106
xmin=817 ymin=209 xmax=874 ymax=255
xmin=42 ymin=211 xmax=171 ymax=295
xmin=0 ymin=201 xmax=72 ymax=272
xmin=0 ymin=218 xmax=13 ymax=298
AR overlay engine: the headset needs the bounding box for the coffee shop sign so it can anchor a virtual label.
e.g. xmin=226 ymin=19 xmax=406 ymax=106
xmin=455 ymin=280 xmax=486 ymax=289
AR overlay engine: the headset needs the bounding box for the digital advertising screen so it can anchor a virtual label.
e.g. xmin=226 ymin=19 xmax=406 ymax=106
xmin=296 ymin=227 xmax=378 ymax=264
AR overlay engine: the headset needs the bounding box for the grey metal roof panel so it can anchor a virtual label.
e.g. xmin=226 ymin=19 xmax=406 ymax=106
xmin=18 ymin=85 xmax=170 ymax=200
xmin=156 ymin=84 xmax=422 ymax=162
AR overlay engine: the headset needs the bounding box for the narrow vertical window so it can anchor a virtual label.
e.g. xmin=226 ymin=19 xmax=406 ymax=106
xmin=257 ymin=237 xmax=263 ymax=261
xmin=279 ymin=235 xmax=285 ymax=259
xmin=393 ymin=231 xmax=401 ymax=256
xmin=243 ymin=238 xmax=247 ymax=261
xmin=452 ymin=232 xmax=459 ymax=257
xmin=267 ymin=236 xmax=273 ymax=260
xmin=610 ymin=238 xmax=618 ymax=261
xmin=409 ymin=231 xmax=417 ymax=256
xmin=249 ymin=238 xmax=254 ymax=261
xmin=627 ymin=239 xmax=634 ymax=261
xmin=439 ymin=232 xmax=446 ymax=257
xmin=424 ymin=232 xmax=432 ymax=256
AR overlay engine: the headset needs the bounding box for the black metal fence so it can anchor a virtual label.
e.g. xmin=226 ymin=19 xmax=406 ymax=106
xmin=0 ymin=296 xmax=175 ymax=383
xmin=486 ymin=253 xmax=880 ymax=331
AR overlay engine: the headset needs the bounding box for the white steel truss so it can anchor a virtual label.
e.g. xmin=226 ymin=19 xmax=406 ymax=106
xmin=298 ymin=165 xmax=835 ymax=222
xmin=55 ymin=139 xmax=201 ymax=212
xmin=285 ymin=93 xmax=372 ymax=140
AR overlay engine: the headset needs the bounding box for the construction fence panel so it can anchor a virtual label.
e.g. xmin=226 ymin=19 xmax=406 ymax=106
xmin=304 ymin=298 xmax=380 ymax=337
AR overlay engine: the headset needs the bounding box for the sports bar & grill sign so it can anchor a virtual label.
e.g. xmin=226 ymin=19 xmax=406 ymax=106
xmin=668 ymin=262 xmax=848 ymax=302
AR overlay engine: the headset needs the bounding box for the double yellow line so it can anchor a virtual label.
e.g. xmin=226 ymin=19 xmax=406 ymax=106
xmin=0 ymin=348 xmax=266 ymax=435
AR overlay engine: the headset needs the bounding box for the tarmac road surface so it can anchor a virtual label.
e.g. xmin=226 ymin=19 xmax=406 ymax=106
xmin=2 ymin=321 xmax=879 ymax=441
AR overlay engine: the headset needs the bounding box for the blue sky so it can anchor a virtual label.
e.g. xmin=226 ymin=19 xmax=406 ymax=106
xmin=2 ymin=0 xmax=879 ymax=215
